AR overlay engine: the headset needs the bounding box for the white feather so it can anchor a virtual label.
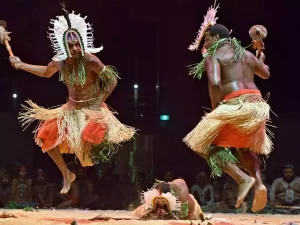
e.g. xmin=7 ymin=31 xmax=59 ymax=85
xmin=140 ymin=189 xmax=181 ymax=212
xmin=48 ymin=11 xmax=103 ymax=61
xmin=161 ymin=192 xmax=181 ymax=211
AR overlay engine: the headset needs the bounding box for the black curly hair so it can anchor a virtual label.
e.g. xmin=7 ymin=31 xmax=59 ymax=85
xmin=206 ymin=24 xmax=230 ymax=39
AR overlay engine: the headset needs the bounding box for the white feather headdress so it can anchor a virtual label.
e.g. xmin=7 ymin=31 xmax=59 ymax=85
xmin=188 ymin=1 xmax=219 ymax=51
xmin=48 ymin=10 xmax=103 ymax=61
xmin=140 ymin=189 xmax=181 ymax=212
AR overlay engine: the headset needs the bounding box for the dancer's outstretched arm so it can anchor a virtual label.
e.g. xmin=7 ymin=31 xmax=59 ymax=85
xmin=9 ymin=56 xmax=58 ymax=78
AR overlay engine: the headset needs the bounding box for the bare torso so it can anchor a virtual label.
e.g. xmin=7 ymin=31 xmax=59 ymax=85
xmin=66 ymin=67 xmax=98 ymax=101
xmin=58 ymin=54 xmax=104 ymax=108
xmin=208 ymin=44 xmax=259 ymax=107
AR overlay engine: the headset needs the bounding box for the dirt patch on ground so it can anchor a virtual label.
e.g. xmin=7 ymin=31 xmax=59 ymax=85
xmin=0 ymin=209 xmax=299 ymax=225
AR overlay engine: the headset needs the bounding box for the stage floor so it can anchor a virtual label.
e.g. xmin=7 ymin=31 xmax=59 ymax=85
xmin=0 ymin=209 xmax=299 ymax=225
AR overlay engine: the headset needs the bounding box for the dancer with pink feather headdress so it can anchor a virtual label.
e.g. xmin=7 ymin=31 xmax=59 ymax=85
xmin=183 ymin=0 xmax=273 ymax=212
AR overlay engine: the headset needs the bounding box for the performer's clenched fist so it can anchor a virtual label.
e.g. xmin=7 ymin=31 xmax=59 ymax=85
xmin=9 ymin=56 xmax=22 ymax=69
xmin=256 ymin=50 xmax=266 ymax=62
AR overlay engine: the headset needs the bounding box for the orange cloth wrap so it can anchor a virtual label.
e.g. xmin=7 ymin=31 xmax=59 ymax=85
xmin=18 ymin=99 xmax=136 ymax=167
xmin=36 ymin=106 xmax=107 ymax=153
xmin=37 ymin=119 xmax=107 ymax=152
xmin=212 ymin=89 xmax=263 ymax=148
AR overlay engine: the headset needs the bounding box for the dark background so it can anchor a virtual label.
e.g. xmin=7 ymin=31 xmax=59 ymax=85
xmin=0 ymin=0 xmax=298 ymax=184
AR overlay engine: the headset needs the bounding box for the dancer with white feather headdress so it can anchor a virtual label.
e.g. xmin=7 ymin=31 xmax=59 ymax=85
xmin=8 ymin=5 xmax=136 ymax=194
xmin=132 ymin=179 xmax=204 ymax=220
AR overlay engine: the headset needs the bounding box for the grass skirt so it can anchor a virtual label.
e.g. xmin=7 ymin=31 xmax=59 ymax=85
xmin=183 ymin=90 xmax=273 ymax=177
xmin=18 ymin=100 xmax=136 ymax=166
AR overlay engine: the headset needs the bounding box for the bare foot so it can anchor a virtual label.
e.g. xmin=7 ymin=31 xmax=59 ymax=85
xmin=235 ymin=177 xmax=255 ymax=208
xmin=252 ymin=184 xmax=267 ymax=212
xmin=60 ymin=171 xmax=76 ymax=194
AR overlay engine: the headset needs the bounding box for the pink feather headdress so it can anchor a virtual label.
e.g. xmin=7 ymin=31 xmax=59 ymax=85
xmin=188 ymin=1 xmax=219 ymax=51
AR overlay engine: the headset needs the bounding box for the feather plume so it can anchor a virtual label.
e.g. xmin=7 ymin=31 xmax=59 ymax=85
xmin=188 ymin=1 xmax=219 ymax=51
xmin=48 ymin=9 xmax=103 ymax=61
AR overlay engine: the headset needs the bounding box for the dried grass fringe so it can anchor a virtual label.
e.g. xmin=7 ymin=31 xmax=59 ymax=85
xmin=183 ymin=94 xmax=274 ymax=157
xmin=18 ymin=100 xmax=136 ymax=164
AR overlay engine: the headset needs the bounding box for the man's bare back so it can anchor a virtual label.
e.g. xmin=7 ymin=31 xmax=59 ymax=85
xmin=205 ymin=43 xmax=270 ymax=108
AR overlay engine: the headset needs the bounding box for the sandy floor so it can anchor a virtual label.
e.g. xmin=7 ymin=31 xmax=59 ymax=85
xmin=0 ymin=209 xmax=300 ymax=225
